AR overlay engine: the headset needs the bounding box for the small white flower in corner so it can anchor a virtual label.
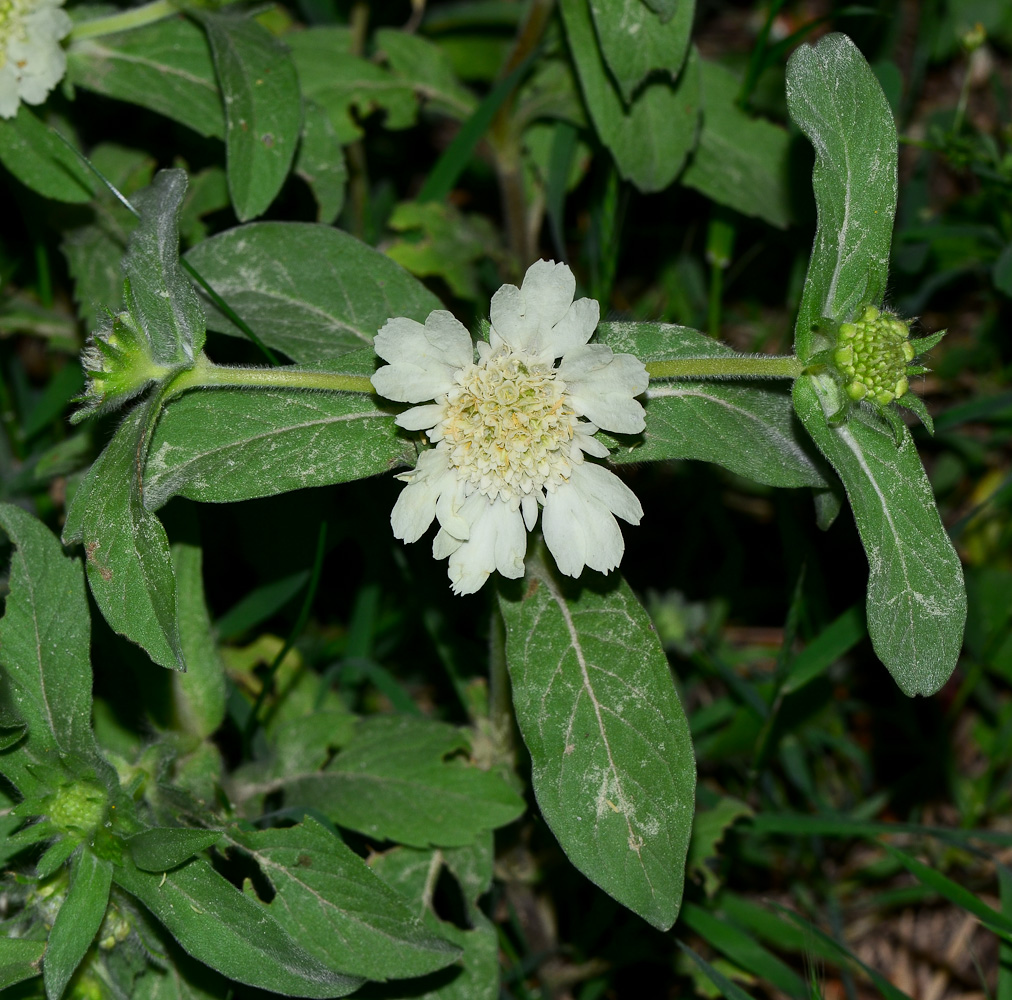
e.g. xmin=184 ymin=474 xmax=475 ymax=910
xmin=373 ymin=259 xmax=648 ymax=595
xmin=0 ymin=0 xmax=72 ymax=120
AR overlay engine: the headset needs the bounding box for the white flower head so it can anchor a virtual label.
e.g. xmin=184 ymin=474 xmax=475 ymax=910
xmin=373 ymin=260 xmax=649 ymax=595
xmin=0 ymin=0 xmax=71 ymax=120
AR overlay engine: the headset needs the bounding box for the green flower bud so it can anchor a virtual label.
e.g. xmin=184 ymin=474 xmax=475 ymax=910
xmin=831 ymin=306 xmax=916 ymax=407
xmin=74 ymin=311 xmax=173 ymax=423
xmin=49 ymin=780 xmax=107 ymax=837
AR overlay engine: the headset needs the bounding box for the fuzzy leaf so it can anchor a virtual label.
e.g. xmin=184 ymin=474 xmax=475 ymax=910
xmin=499 ymin=553 xmax=696 ymax=930
xmin=126 ymin=169 xmax=206 ymax=367
xmin=282 ymin=716 xmax=525 ymax=848
xmin=144 ymin=351 xmax=411 ymax=509
xmin=793 ymin=376 xmax=966 ymax=695
xmin=44 ymin=850 xmax=113 ymax=1000
xmin=67 ymin=16 xmax=223 ymax=138
xmin=561 ymin=0 xmax=700 ymax=193
xmin=0 ymin=504 xmax=95 ymax=761
xmin=182 ymin=222 xmax=442 ymax=362
xmin=682 ymin=59 xmax=794 ymax=228
xmin=0 ymin=108 xmax=95 ymax=203
xmin=227 ymin=818 xmax=460 ymax=980
xmin=127 ymin=828 xmax=223 ymax=872
xmin=115 ymin=857 xmax=362 ymax=997
xmin=786 ymin=33 xmax=897 ymax=359
xmin=598 ymin=323 xmax=829 ymax=489
xmin=200 ymin=13 xmax=301 ymax=222
xmin=588 ymin=0 xmax=694 ymax=104
xmin=63 ymin=399 xmax=183 ymax=671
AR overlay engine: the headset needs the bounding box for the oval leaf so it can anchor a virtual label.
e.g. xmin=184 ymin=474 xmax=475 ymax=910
xmin=599 ymin=322 xmax=829 ymax=488
xmin=182 ymin=223 xmax=442 ymax=362
xmin=114 ymin=857 xmax=362 ymax=997
xmin=786 ymin=33 xmax=897 ymax=359
xmin=200 ymin=13 xmax=302 ymax=222
xmin=499 ymin=552 xmax=696 ymax=930
xmin=793 ymin=376 xmax=966 ymax=695
xmin=127 ymin=828 xmax=224 ymax=872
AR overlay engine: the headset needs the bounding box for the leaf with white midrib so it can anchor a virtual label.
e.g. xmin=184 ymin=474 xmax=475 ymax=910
xmin=793 ymin=377 xmax=965 ymax=695
xmin=500 ymin=553 xmax=695 ymax=929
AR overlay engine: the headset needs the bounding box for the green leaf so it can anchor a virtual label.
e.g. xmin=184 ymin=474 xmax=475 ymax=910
xmin=782 ymin=604 xmax=865 ymax=694
xmin=385 ymin=201 xmax=499 ymax=302
xmin=0 ymin=107 xmax=96 ymax=203
xmin=499 ymin=551 xmax=696 ymax=930
xmin=786 ymin=33 xmax=897 ymax=360
xmin=368 ymin=839 xmax=499 ymax=1000
xmin=67 ymin=16 xmax=224 ymax=138
xmin=598 ymin=323 xmax=830 ymax=489
xmin=127 ymin=828 xmax=223 ymax=872
xmin=560 ymin=0 xmax=700 ymax=193
xmin=182 ymin=222 xmax=442 ymax=362
xmin=289 ymin=27 xmax=416 ymax=145
xmin=126 ymin=169 xmax=206 ymax=367
xmin=227 ymin=817 xmax=461 ymax=980
xmin=588 ymin=0 xmax=694 ymax=103
xmin=171 ymin=541 xmax=227 ymax=740
xmin=0 ymin=939 xmax=45 ymax=991
xmin=0 ymin=504 xmax=95 ymax=761
xmin=642 ymin=0 xmax=678 ymax=20
xmin=676 ymin=941 xmax=758 ymax=1000
xmin=295 ymin=100 xmax=347 ymax=224
xmin=793 ymin=376 xmax=966 ymax=696
xmin=200 ymin=13 xmax=302 ymax=222
xmin=680 ymin=902 xmax=807 ymax=998
xmin=686 ymin=796 xmax=752 ymax=897
xmin=282 ymin=715 xmax=525 ymax=848
xmin=63 ymin=400 xmax=184 ymax=672
xmin=144 ymin=354 xmax=411 ymax=509
xmin=44 ymin=850 xmax=113 ymax=1000
xmin=61 ymin=144 xmax=154 ymax=332
xmin=883 ymin=845 xmax=1012 ymax=940
xmin=375 ymin=29 xmax=478 ymax=121
xmin=682 ymin=59 xmax=794 ymax=229
xmin=114 ymin=857 xmax=363 ymax=997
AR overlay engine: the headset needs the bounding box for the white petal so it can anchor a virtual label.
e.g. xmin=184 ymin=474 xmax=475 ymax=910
xmin=433 ymin=528 xmax=463 ymax=560
xmin=372 ymin=312 xmax=472 ymax=403
xmin=390 ymin=449 xmax=458 ymax=542
xmin=492 ymin=504 xmax=527 ymax=579
xmin=572 ymin=461 xmax=643 ymax=524
xmin=489 ymin=282 xmax=532 ymax=352
xmin=541 ymin=484 xmax=588 ymax=577
xmin=434 ymin=471 xmax=470 ymax=540
xmin=558 ymin=345 xmax=648 ymax=434
xmin=542 ymin=463 xmax=641 ymax=578
xmin=521 ymin=260 xmax=576 ymax=334
xmin=543 ymin=297 xmax=599 ymax=358
xmin=447 ymin=497 xmax=498 ymax=595
xmin=521 ymin=492 xmax=540 ymax=531
xmin=573 ymin=423 xmax=611 ymax=459
xmin=394 ymin=403 xmax=445 ymax=431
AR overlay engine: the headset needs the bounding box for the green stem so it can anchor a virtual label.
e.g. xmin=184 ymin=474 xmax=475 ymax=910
xmin=69 ymin=0 xmax=177 ymax=42
xmin=165 ymin=355 xmax=375 ymax=398
xmin=646 ymin=355 xmax=804 ymax=380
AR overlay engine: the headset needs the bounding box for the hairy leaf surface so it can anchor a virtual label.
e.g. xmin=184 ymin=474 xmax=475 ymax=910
xmin=794 ymin=376 xmax=965 ymax=695
xmin=786 ymin=33 xmax=897 ymax=359
xmin=183 ymin=223 xmax=441 ymax=362
xmin=227 ymin=818 xmax=460 ymax=980
xmin=500 ymin=554 xmax=695 ymax=930
xmin=599 ymin=323 xmax=829 ymax=488
xmin=115 ymin=857 xmax=363 ymax=997
xmin=67 ymin=17 xmax=223 ymax=138
xmin=0 ymin=504 xmax=95 ymax=760
xmin=561 ymin=0 xmax=699 ymax=192
xmin=283 ymin=716 xmax=525 ymax=848
xmin=201 ymin=13 xmax=301 ymax=222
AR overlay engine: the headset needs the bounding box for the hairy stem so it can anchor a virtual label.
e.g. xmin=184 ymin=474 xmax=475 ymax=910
xmin=165 ymin=355 xmax=376 ymax=398
xmin=646 ymin=355 xmax=805 ymax=379
xmin=69 ymin=0 xmax=177 ymax=41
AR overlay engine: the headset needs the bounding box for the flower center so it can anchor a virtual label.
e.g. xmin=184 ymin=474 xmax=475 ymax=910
xmin=441 ymin=347 xmax=578 ymax=502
